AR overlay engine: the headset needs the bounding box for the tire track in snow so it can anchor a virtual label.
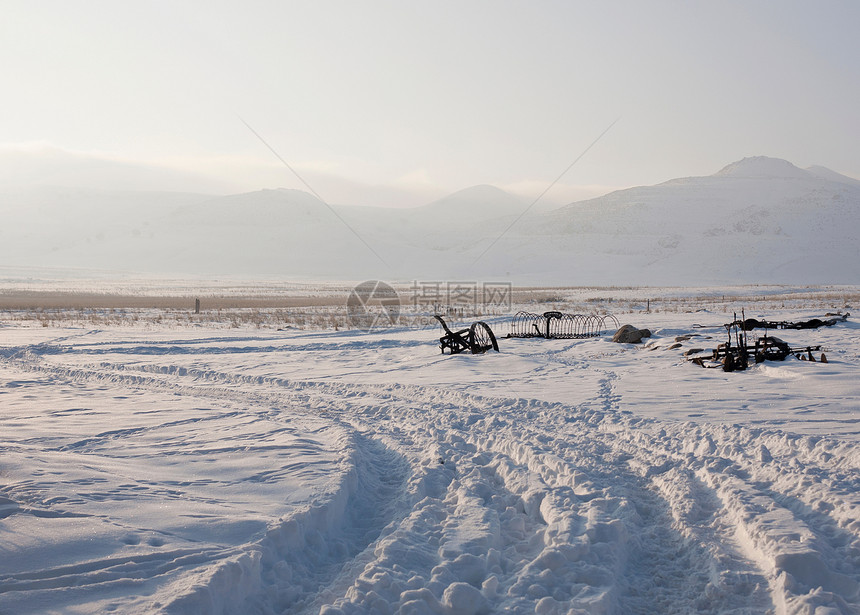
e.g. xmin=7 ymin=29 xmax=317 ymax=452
xmin=606 ymin=416 xmax=860 ymax=613
xmin=2 ymin=352 xmax=754 ymax=612
xmin=5 ymin=344 xmax=860 ymax=613
xmin=0 ymin=547 xmax=231 ymax=594
xmin=309 ymin=421 xmax=579 ymax=614
xmin=311 ymin=382 xmax=767 ymax=614
xmin=171 ymin=434 xmax=411 ymax=615
xmin=691 ymin=466 xmax=860 ymax=614
xmin=469 ymin=410 xmax=744 ymax=614
xmin=1 ymin=348 xmax=417 ymax=615
xmin=643 ymin=467 xmax=773 ymax=613
xmin=591 ymin=362 xmax=744 ymax=612
xmin=339 ymin=380 xmax=857 ymax=613
xmin=1 ymin=351 xmax=669 ymax=612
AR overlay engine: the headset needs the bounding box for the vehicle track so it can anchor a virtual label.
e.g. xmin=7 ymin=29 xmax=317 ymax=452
xmin=3 ymin=341 xmax=859 ymax=613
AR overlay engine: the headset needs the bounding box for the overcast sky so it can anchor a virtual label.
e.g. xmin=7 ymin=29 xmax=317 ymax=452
xmin=2 ymin=1 xmax=858 ymax=206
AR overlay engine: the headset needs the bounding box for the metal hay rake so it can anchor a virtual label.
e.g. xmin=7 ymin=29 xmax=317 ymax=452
xmin=508 ymin=310 xmax=619 ymax=339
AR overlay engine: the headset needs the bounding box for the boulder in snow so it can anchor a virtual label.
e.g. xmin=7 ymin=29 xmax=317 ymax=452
xmin=612 ymin=325 xmax=652 ymax=344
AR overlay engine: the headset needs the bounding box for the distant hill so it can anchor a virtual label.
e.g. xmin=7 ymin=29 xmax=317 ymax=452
xmin=498 ymin=156 xmax=860 ymax=284
xmin=805 ymin=165 xmax=860 ymax=187
xmin=714 ymin=156 xmax=812 ymax=179
xmin=412 ymin=185 xmax=527 ymax=221
xmin=170 ymin=189 xmax=331 ymax=226
xmin=1 ymin=157 xmax=858 ymax=285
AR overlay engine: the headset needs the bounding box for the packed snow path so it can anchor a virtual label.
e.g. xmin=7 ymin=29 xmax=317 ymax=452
xmin=1 ymin=310 xmax=858 ymax=614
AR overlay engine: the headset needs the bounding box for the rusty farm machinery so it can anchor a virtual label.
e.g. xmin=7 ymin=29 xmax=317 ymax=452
xmin=690 ymin=311 xmax=834 ymax=372
xmin=434 ymin=315 xmax=499 ymax=355
xmin=432 ymin=309 xmax=617 ymax=355
xmin=507 ymin=311 xmax=619 ymax=339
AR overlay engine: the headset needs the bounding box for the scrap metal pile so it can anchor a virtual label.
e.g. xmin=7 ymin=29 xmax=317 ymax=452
xmin=737 ymin=313 xmax=849 ymax=331
xmin=508 ymin=311 xmax=619 ymax=339
xmin=689 ymin=311 xmax=841 ymax=372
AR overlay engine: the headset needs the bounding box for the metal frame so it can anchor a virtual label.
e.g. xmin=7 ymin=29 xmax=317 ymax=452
xmin=691 ymin=311 xmax=825 ymax=371
xmin=434 ymin=315 xmax=499 ymax=355
xmin=508 ymin=311 xmax=619 ymax=339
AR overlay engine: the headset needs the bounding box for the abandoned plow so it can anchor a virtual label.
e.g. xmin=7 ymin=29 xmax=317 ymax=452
xmin=508 ymin=311 xmax=619 ymax=339
xmin=434 ymin=315 xmax=499 ymax=355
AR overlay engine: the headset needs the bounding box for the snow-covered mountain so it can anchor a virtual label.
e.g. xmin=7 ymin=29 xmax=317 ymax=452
xmin=412 ymin=184 xmax=527 ymax=221
xmin=505 ymin=156 xmax=859 ymax=285
xmin=2 ymin=157 xmax=857 ymax=284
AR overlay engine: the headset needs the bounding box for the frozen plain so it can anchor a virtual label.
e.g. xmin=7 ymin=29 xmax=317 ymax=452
xmin=0 ymin=291 xmax=859 ymax=614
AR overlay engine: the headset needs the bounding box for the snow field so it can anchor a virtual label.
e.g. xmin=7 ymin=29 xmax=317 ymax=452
xmin=1 ymin=306 xmax=858 ymax=613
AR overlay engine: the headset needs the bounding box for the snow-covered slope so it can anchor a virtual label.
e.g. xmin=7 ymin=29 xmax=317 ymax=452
xmin=503 ymin=157 xmax=860 ymax=285
xmin=806 ymin=165 xmax=860 ymax=187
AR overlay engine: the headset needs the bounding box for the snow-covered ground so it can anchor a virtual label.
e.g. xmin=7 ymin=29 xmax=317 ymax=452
xmin=1 ymin=298 xmax=859 ymax=614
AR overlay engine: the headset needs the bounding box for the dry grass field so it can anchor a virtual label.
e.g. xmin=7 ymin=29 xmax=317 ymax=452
xmin=0 ymin=282 xmax=856 ymax=330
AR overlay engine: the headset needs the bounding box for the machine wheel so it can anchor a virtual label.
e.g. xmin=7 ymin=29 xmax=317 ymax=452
xmin=469 ymin=321 xmax=499 ymax=353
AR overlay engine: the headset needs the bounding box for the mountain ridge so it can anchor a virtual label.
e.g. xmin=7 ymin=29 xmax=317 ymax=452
xmin=2 ymin=156 xmax=857 ymax=284
xmin=715 ymin=156 xmax=812 ymax=179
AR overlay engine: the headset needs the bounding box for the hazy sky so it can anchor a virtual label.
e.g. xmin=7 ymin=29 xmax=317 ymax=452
xmin=2 ymin=1 xmax=858 ymax=206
